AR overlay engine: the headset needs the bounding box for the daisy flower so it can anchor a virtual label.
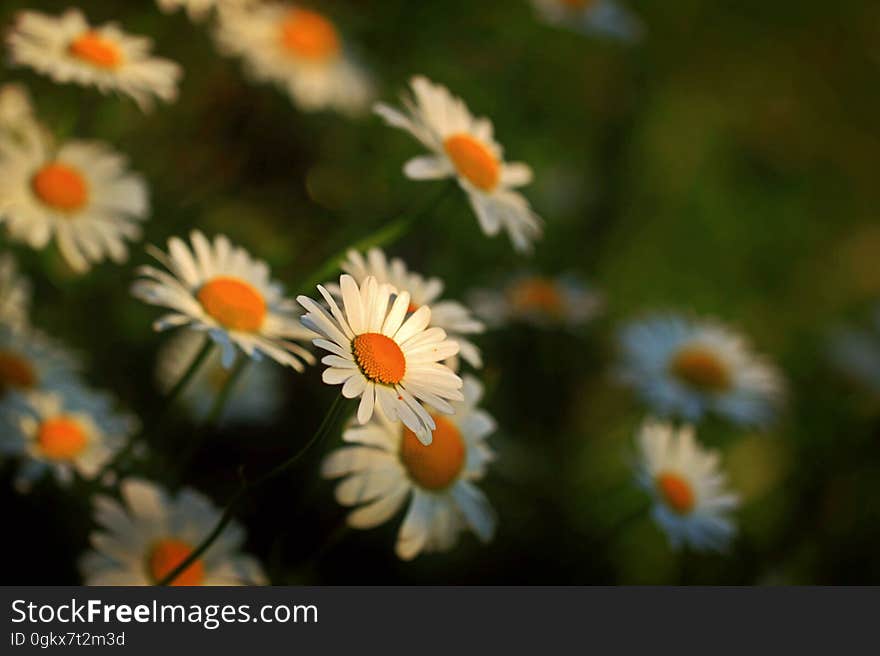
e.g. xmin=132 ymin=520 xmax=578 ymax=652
xmin=1 ymin=388 xmax=137 ymax=490
xmin=635 ymin=420 xmax=740 ymax=552
xmin=322 ymin=375 xmax=496 ymax=560
xmin=156 ymin=329 xmax=284 ymax=424
xmin=156 ymin=0 xmax=251 ymax=22
xmin=0 ymin=326 xmax=81 ymax=421
xmin=827 ymin=307 xmax=880 ymax=395
xmin=0 ymin=83 xmax=39 ymax=140
xmin=132 ymin=231 xmax=316 ymax=370
xmin=297 ymin=274 xmax=464 ymax=445
xmin=214 ymin=3 xmax=372 ymax=114
xmin=617 ymin=314 xmax=784 ymax=427
xmin=375 ymin=76 xmax=543 ymax=253
xmin=333 ymin=248 xmax=485 ymax=369
xmin=530 ymin=0 xmax=643 ymax=42
xmin=7 ymin=9 xmax=182 ymax=112
xmin=0 ymin=253 xmax=32 ymax=332
xmin=470 ymin=274 xmax=602 ymax=328
xmin=80 ymin=478 xmax=267 ymax=585
xmin=0 ymin=128 xmax=149 ymax=273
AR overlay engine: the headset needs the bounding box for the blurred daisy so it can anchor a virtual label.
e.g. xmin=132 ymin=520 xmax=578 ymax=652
xmin=828 ymin=308 xmax=880 ymax=394
xmin=1 ymin=388 xmax=136 ymax=491
xmin=0 ymin=83 xmax=40 ymax=140
xmin=0 ymin=253 xmax=32 ymax=331
xmin=132 ymin=231 xmax=316 ymax=370
xmin=214 ymin=3 xmax=372 ymax=114
xmin=0 ymin=128 xmax=149 ymax=273
xmin=0 ymin=327 xmax=81 ymax=418
xmin=635 ymin=420 xmax=739 ymax=552
xmin=323 ymin=375 xmax=496 ymax=560
xmin=298 ymin=274 xmax=463 ymax=445
xmin=156 ymin=0 xmax=251 ymax=22
xmin=470 ymin=274 xmax=602 ymax=328
xmin=617 ymin=315 xmax=784 ymax=427
xmin=80 ymin=478 xmax=267 ymax=585
xmin=156 ymin=329 xmax=284 ymax=424
xmin=334 ymin=248 xmax=485 ymax=369
xmin=6 ymin=9 xmax=182 ymax=112
xmin=531 ymin=0 xmax=643 ymax=42
xmin=375 ymin=76 xmax=543 ymax=253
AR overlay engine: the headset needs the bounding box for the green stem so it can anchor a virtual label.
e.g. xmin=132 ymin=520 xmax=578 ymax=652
xmin=296 ymin=180 xmax=456 ymax=295
xmin=205 ymin=355 xmax=249 ymax=427
xmin=157 ymin=394 xmax=348 ymax=586
xmin=99 ymin=337 xmax=214 ymax=479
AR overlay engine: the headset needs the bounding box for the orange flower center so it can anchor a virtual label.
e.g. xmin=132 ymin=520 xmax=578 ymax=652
xmin=656 ymin=472 xmax=696 ymax=515
xmin=351 ymin=333 xmax=406 ymax=385
xmin=0 ymin=350 xmax=37 ymax=396
xmin=37 ymin=417 xmax=88 ymax=461
xmin=406 ymin=302 xmax=420 ymax=314
xmin=669 ymin=345 xmax=731 ymax=393
xmin=68 ymin=32 xmax=123 ymax=69
xmin=443 ymin=134 xmax=501 ymax=192
xmin=197 ymin=277 xmax=267 ymax=333
xmin=31 ymin=163 xmax=89 ymax=212
xmin=279 ymin=9 xmax=340 ymax=61
xmin=509 ymin=278 xmax=565 ymax=316
xmin=147 ymin=539 xmax=205 ymax=586
xmin=399 ymin=416 xmax=466 ymax=490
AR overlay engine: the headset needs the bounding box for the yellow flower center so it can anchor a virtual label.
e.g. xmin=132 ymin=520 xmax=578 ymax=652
xmin=197 ymin=277 xmax=267 ymax=333
xmin=0 ymin=350 xmax=37 ymax=397
xmin=68 ymin=32 xmax=123 ymax=69
xmin=147 ymin=539 xmax=205 ymax=586
xmin=443 ymin=134 xmax=501 ymax=192
xmin=351 ymin=333 xmax=406 ymax=385
xmin=279 ymin=9 xmax=341 ymax=61
xmin=656 ymin=472 xmax=696 ymax=515
xmin=669 ymin=345 xmax=731 ymax=393
xmin=37 ymin=417 xmax=88 ymax=461
xmin=399 ymin=416 xmax=466 ymax=490
xmin=509 ymin=278 xmax=565 ymax=316
xmin=31 ymin=163 xmax=89 ymax=212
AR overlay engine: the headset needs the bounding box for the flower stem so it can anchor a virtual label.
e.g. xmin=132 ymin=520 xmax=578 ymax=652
xmin=296 ymin=180 xmax=456 ymax=295
xmin=205 ymin=354 xmax=249 ymax=427
xmin=99 ymin=337 xmax=214 ymax=479
xmin=157 ymin=393 xmax=348 ymax=586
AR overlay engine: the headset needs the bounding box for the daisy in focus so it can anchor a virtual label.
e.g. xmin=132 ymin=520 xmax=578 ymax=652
xmin=214 ymin=3 xmax=372 ymax=114
xmin=132 ymin=231 xmax=316 ymax=370
xmin=617 ymin=314 xmax=784 ymax=427
xmin=323 ymin=375 xmax=496 ymax=560
xmin=530 ymin=0 xmax=643 ymax=42
xmin=0 ymin=253 xmax=32 ymax=332
xmin=635 ymin=420 xmax=739 ymax=552
xmin=375 ymin=76 xmax=543 ymax=253
xmin=298 ymin=274 xmax=464 ymax=445
xmin=1 ymin=388 xmax=136 ymax=491
xmin=156 ymin=329 xmax=284 ymax=424
xmin=80 ymin=478 xmax=267 ymax=585
xmin=6 ymin=9 xmax=182 ymax=112
xmin=0 ymin=327 xmax=81 ymax=420
xmin=470 ymin=274 xmax=602 ymax=328
xmin=333 ymin=248 xmax=485 ymax=369
xmin=0 ymin=128 xmax=149 ymax=273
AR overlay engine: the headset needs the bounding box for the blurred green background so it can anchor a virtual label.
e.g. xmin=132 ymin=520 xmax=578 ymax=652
xmin=3 ymin=0 xmax=880 ymax=584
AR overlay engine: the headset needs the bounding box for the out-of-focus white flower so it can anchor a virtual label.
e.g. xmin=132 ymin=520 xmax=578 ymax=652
xmin=531 ymin=0 xmax=643 ymax=42
xmin=470 ymin=274 xmax=602 ymax=328
xmin=617 ymin=314 xmax=785 ymax=427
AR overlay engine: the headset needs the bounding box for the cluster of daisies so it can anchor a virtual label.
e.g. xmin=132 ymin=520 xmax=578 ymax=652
xmin=0 ymin=0 xmax=794 ymax=586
